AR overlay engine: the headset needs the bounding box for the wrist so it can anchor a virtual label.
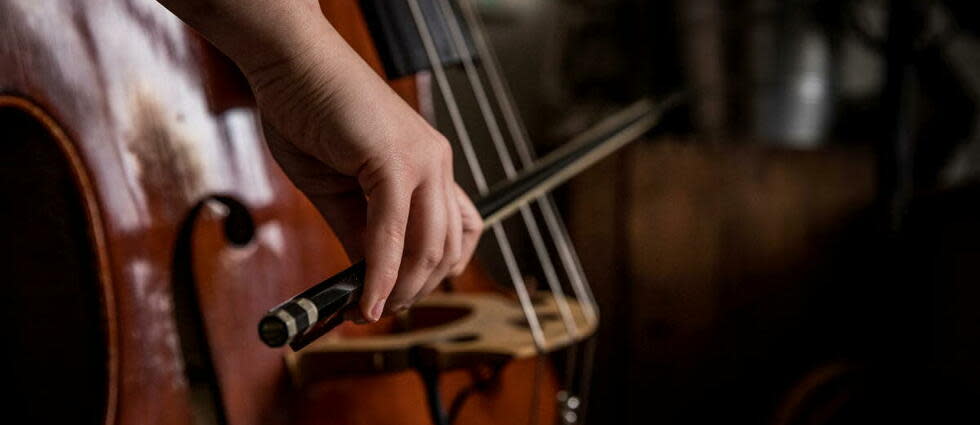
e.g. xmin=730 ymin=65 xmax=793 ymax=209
xmin=241 ymin=23 xmax=365 ymax=112
xmin=174 ymin=0 xmax=334 ymax=76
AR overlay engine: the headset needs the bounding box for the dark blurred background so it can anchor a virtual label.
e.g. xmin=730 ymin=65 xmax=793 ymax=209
xmin=457 ymin=0 xmax=980 ymax=424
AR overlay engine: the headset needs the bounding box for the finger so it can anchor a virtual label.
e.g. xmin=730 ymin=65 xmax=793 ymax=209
xmin=416 ymin=165 xmax=462 ymax=301
xmin=450 ymin=184 xmax=483 ymax=277
xmin=359 ymin=175 xmax=412 ymax=322
xmin=386 ymin=180 xmax=446 ymax=312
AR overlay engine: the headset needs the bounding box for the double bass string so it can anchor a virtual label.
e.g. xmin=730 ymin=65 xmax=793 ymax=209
xmin=455 ymin=0 xmax=599 ymax=328
xmin=447 ymin=0 xmax=597 ymax=402
xmin=437 ymin=1 xmax=588 ymax=418
xmin=434 ymin=0 xmax=582 ymax=342
xmin=256 ymin=105 xmax=677 ymax=425
xmin=257 ymin=97 xmax=677 ymax=349
xmin=433 ymin=3 xmax=569 ymax=423
xmin=403 ymin=4 xmax=555 ymax=422
xmin=449 ymin=2 xmax=601 ymax=411
xmin=457 ymin=4 xmax=681 ymax=416
xmin=403 ymin=0 xmax=549 ymax=351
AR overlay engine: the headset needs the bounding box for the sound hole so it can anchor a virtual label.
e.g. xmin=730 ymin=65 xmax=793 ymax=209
xmin=0 ymin=107 xmax=109 ymax=424
xmin=205 ymin=198 xmax=255 ymax=247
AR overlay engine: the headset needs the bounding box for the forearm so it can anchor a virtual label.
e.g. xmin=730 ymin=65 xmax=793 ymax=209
xmin=155 ymin=0 xmax=342 ymax=74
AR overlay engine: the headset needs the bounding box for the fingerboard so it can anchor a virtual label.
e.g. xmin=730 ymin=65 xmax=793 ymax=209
xmin=360 ymin=0 xmax=478 ymax=79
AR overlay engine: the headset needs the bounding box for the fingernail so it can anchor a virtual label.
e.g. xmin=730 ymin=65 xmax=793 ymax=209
xmin=370 ymin=298 xmax=386 ymax=322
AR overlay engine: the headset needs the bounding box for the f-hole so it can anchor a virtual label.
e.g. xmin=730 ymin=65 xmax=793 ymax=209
xmin=172 ymin=195 xmax=255 ymax=425
xmin=0 ymin=103 xmax=111 ymax=424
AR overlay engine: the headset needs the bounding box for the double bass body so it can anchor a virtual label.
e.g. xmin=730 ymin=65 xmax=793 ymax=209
xmin=2 ymin=0 xmax=556 ymax=424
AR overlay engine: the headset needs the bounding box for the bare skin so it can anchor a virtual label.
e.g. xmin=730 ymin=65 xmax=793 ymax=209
xmin=155 ymin=0 xmax=482 ymax=322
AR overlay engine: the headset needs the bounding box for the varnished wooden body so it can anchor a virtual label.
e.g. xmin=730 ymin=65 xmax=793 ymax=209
xmin=1 ymin=1 xmax=555 ymax=424
xmin=1 ymin=1 xmax=349 ymax=423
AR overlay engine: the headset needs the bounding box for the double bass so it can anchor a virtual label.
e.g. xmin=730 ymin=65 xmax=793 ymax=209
xmin=2 ymin=0 xmax=670 ymax=424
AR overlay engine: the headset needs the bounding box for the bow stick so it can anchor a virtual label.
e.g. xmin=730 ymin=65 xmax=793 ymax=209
xmin=259 ymin=94 xmax=681 ymax=351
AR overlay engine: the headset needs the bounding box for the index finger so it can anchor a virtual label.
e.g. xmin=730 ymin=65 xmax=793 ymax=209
xmin=360 ymin=177 xmax=412 ymax=322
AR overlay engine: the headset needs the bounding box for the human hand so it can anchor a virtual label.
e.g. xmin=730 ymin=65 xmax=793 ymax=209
xmin=155 ymin=0 xmax=483 ymax=322
xmin=243 ymin=22 xmax=482 ymax=323
xmin=247 ymin=24 xmax=482 ymax=320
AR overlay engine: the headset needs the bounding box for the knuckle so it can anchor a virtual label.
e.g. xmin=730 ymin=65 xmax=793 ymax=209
xmin=438 ymin=140 xmax=453 ymax=158
xmin=380 ymin=225 xmax=405 ymax=245
xmin=396 ymin=160 xmax=423 ymax=184
xmin=446 ymin=243 xmax=463 ymax=266
xmin=448 ymin=265 xmax=464 ymax=278
xmin=374 ymin=266 xmax=399 ymax=288
xmin=430 ymin=136 xmax=452 ymax=161
xmin=380 ymin=152 xmax=418 ymax=182
xmin=413 ymin=247 xmax=443 ymax=270
xmin=432 ymin=132 xmax=451 ymax=147
xmin=464 ymin=215 xmax=484 ymax=233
